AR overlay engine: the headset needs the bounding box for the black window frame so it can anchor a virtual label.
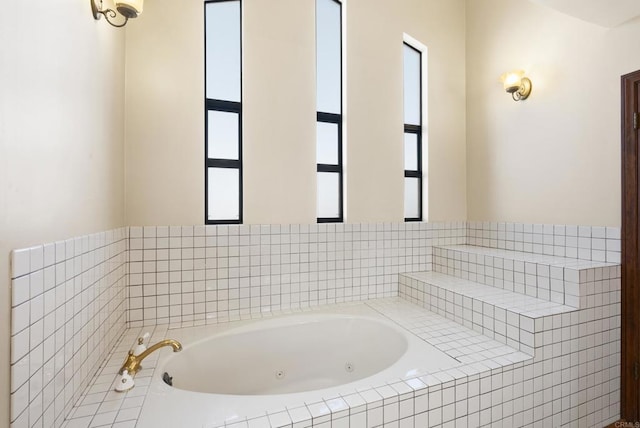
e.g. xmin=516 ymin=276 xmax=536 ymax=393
xmin=403 ymin=42 xmax=423 ymax=222
xmin=316 ymin=0 xmax=344 ymax=224
xmin=316 ymin=112 xmax=343 ymax=223
xmin=204 ymin=0 xmax=243 ymax=225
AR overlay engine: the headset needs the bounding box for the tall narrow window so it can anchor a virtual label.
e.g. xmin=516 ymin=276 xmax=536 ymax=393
xmin=316 ymin=0 xmax=343 ymax=223
xmin=403 ymin=43 xmax=422 ymax=221
xmin=205 ymin=0 xmax=242 ymax=224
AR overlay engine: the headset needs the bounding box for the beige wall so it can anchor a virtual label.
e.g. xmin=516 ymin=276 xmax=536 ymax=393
xmin=466 ymin=0 xmax=640 ymax=226
xmin=124 ymin=0 xmax=204 ymax=226
xmin=0 ymin=0 xmax=126 ymax=423
xmin=125 ymin=0 xmax=467 ymax=225
xmin=346 ymin=0 xmax=467 ymax=223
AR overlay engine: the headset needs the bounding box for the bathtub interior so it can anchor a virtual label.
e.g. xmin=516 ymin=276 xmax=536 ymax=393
xmin=163 ymin=317 xmax=409 ymax=395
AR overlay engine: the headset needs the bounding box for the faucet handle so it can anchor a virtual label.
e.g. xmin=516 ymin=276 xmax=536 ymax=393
xmin=115 ymin=369 xmax=135 ymax=392
xmin=132 ymin=332 xmax=150 ymax=356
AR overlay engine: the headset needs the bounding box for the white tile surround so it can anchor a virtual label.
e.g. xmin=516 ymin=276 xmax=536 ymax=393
xmin=9 ymin=221 xmax=622 ymax=428
xmin=9 ymin=229 xmax=128 ymax=428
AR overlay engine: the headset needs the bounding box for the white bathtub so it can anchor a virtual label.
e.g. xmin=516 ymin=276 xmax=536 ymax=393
xmin=136 ymin=304 xmax=460 ymax=427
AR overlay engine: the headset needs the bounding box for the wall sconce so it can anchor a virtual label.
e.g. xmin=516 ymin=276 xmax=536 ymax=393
xmin=91 ymin=0 xmax=143 ymax=28
xmin=500 ymin=70 xmax=532 ymax=101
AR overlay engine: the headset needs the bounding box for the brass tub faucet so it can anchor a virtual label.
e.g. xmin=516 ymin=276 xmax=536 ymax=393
xmin=119 ymin=339 xmax=182 ymax=376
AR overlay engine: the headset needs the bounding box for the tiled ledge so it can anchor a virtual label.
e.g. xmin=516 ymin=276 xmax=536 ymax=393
xmin=466 ymin=222 xmax=621 ymax=264
xmin=433 ymin=245 xmax=618 ymax=307
xmin=435 ymin=245 xmax=615 ymax=267
xmin=399 ymin=272 xmax=577 ymax=354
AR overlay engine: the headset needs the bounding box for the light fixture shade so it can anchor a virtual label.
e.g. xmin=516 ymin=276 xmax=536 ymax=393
xmin=116 ymin=0 xmax=143 ymax=18
xmin=499 ymin=70 xmax=532 ymax=101
xmin=500 ymin=70 xmax=524 ymax=93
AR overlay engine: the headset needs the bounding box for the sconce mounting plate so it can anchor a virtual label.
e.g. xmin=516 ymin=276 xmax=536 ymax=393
xmin=513 ymin=77 xmax=532 ymax=101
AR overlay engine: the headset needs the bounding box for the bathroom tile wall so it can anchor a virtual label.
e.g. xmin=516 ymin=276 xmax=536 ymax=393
xmin=8 ymin=219 xmax=624 ymax=427
xmin=127 ymin=221 xmax=622 ymax=327
xmin=127 ymin=222 xmax=467 ymax=327
xmin=467 ymin=221 xmax=621 ymax=263
xmin=9 ymin=229 xmax=128 ymax=428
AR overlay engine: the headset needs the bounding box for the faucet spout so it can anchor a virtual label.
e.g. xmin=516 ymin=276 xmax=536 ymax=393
xmin=119 ymin=339 xmax=182 ymax=376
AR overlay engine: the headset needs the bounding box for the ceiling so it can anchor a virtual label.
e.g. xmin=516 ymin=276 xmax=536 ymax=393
xmin=528 ymin=0 xmax=640 ymax=28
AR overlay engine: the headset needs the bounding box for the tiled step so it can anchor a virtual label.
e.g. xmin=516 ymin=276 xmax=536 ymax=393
xmin=433 ymin=244 xmax=618 ymax=308
xmin=399 ymin=271 xmax=577 ymax=355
